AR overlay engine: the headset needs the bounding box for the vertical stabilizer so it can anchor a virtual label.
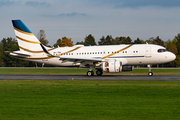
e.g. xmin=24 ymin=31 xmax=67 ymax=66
xmin=12 ymin=20 xmax=45 ymax=52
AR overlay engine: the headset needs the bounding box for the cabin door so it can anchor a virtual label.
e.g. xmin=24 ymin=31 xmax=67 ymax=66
xmin=145 ymin=46 xmax=151 ymax=57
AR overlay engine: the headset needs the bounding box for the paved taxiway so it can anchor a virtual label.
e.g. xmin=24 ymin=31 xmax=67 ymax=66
xmin=0 ymin=75 xmax=180 ymax=81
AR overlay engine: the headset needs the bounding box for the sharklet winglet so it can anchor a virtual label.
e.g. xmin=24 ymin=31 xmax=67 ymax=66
xmin=40 ymin=44 xmax=55 ymax=57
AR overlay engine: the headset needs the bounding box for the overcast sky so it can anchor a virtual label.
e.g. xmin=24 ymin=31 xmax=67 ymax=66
xmin=1 ymin=0 xmax=180 ymax=46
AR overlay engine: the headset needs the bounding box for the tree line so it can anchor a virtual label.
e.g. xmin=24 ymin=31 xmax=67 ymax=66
xmin=0 ymin=30 xmax=180 ymax=67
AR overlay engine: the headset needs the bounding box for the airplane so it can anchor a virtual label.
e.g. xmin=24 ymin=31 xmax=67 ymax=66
xmin=7 ymin=20 xmax=176 ymax=76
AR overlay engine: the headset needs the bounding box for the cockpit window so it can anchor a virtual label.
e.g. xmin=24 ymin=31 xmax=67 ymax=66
xmin=158 ymin=49 xmax=168 ymax=53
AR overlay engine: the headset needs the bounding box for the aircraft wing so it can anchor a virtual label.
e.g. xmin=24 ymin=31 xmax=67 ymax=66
xmin=40 ymin=43 xmax=104 ymax=64
xmin=60 ymin=56 xmax=104 ymax=63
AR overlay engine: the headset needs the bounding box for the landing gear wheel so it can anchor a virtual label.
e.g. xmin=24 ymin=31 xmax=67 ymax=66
xmin=96 ymin=69 xmax=103 ymax=76
xmin=87 ymin=71 xmax=94 ymax=77
xmin=148 ymin=72 xmax=153 ymax=76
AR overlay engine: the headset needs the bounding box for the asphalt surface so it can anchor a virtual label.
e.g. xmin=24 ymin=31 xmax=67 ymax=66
xmin=0 ymin=75 xmax=180 ymax=81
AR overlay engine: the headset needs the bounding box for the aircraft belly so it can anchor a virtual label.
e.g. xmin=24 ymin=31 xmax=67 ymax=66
xmin=45 ymin=58 xmax=75 ymax=66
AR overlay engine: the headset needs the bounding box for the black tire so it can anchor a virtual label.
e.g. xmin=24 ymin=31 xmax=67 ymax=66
xmin=91 ymin=71 xmax=94 ymax=76
xmin=148 ymin=72 xmax=153 ymax=76
xmin=87 ymin=71 xmax=94 ymax=76
xmin=96 ymin=70 xmax=103 ymax=76
xmin=87 ymin=71 xmax=92 ymax=76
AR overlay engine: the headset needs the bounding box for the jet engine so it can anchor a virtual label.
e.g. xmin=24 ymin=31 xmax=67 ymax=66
xmin=102 ymin=61 xmax=122 ymax=73
xmin=122 ymin=66 xmax=134 ymax=71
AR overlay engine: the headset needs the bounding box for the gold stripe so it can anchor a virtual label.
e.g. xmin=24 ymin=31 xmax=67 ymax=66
xmin=47 ymin=48 xmax=56 ymax=51
xmin=11 ymin=46 xmax=79 ymax=60
xmin=56 ymin=47 xmax=81 ymax=56
xmin=18 ymin=45 xmax=80 ymax=55
xmin=14 ymin=27 xmax=33 ymax=36
xmin=19 ymin=46 xmax=56 ymax=53
xmin=101 ymin=44 xmax=133 ymax=59
xmin=19 ymin=46 xmax=44 ymax=53
xmin=16 ymin=36 xmax=40 ymax=44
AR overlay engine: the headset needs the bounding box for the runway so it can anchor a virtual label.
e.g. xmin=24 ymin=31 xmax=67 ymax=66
xmin=0 ymin=75 xmax=180 ymax=81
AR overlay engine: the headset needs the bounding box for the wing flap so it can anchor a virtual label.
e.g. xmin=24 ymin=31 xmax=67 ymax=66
xmin=60 ymin=56 xmax=104 ymax=63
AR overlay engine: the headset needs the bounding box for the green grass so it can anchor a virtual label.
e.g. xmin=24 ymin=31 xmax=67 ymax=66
xmin=0 ymin=68 xmax=86 ymax=75
xmin=0 ymin=81 xmax=180 ymax=120
xmin=0 ymin=68 xmax=179 ymax=75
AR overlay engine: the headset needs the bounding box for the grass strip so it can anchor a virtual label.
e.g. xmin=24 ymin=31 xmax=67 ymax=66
xmin=0 ymin=80 xmax=180 ymax=120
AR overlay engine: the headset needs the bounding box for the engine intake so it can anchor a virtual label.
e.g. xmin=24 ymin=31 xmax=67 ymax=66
xmin=102 ymin=61 xmax=122 ymax=73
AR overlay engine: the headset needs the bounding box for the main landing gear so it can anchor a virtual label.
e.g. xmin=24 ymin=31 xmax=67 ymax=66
xmin=87 ymin=71 xmax=94 ymax=76
xmin=87 ymin=69 xmax=103 ymax=77
xmin=96 ymin=69 xmax=103 ymax=76
xmin=147 ymin=64 xmax=153 ymax=76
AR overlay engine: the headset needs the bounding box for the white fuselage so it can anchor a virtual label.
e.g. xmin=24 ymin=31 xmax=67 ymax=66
xmin=11 ymin=44 xmax=176 ymax=67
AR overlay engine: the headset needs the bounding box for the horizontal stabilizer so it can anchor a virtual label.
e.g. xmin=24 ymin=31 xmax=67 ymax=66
xmin=5 ymin=51 xmax=30 ymax=57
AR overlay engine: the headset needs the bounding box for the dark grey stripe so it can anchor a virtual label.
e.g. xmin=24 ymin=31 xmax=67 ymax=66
xmin=109 ymin=56 xmax=145 ymax=58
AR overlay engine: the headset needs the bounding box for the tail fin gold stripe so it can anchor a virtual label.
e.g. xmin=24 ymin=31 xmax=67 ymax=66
xmin=19 ymin=46 xmax=56 ymax=53
xmin=101 ymin=44 xmax=133 ymax=59
xmin=16 ymin=36 xmax=40 ymax=44
xmin=14 ymin=27 xmax=33 ymax=36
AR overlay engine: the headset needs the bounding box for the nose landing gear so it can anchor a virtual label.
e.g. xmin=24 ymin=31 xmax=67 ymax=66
xmin=148 ymin=64 xmax=153 ymax=76
xmin=148 ymin=72 xmax=153 ymax=76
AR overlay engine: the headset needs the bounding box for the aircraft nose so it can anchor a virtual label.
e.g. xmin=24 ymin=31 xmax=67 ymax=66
xmin=170 ymin=52 xmax=176 ymax=61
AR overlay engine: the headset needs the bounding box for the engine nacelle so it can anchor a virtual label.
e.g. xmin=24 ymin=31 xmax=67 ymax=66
xmin=122 ymin=66 xmax=134 ymax=71
xmin=102 ymin=61 xmax=122 ymax=73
